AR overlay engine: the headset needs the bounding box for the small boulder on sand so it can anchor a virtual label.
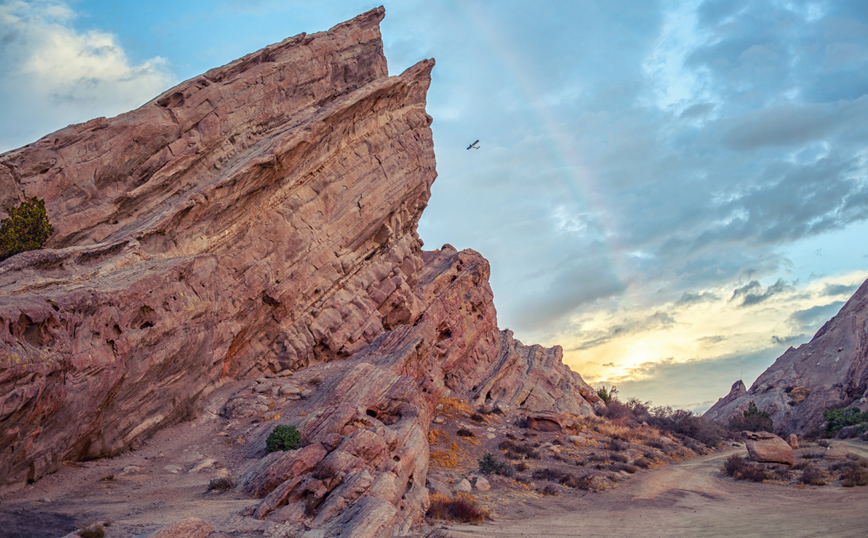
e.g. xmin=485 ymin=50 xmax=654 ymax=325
xmin=744 ymin=431 xmax=794 ymax=465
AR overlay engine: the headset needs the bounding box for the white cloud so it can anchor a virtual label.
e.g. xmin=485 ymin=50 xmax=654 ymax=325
xmin=0 ymin=1 xmax=175 ymax=151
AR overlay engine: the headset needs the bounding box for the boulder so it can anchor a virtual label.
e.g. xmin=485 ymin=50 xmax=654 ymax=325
xmin=825 ymin=442 xmax=849 ymax=460
xmin=473 ymin=476 xmax=491 ymax=491
xmin=744 ymin=432 xmax=794 ymax=465
xmin=788 ymin=433 xmax=799 ymax=449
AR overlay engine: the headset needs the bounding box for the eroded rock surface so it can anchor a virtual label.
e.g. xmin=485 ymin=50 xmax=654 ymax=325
xmin=705 ymin=278 xmax=868 ymax=435
xmin=0 ymin=7 xmax=597 ymax=536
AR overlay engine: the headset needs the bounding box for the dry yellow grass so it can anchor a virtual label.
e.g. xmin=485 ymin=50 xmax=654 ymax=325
xmin=428 ymin=428 xmax=450 ymax=445
xmin=437 ymin=397 xmax=473 ymax=418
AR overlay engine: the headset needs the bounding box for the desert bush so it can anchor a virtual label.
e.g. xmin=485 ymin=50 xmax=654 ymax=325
xmin=722 ymin=454 xmax=766 ymax=482
xmin=841 ymin=465 xmax=868 ymax=487
xmin=728 ymin=401 xmax=774 ymax=432
xmin=499 ymin=439 xmax=539 ymax=460
xmin=208 ymin=476 xmax=235 ymax=491
xmin=596 ymin=385 xmax=618 ymax=404
xmin=456 ymin=428 xmax=474 ymax=438
xmin=649 ymin=406 xmax=724 ymax=446
xmin=823 ymin=407 xmax=868 ymax=437
xmin=0 ymin=197 xmax=54 ymax=262
xmin=470 ymin=413 xmax=485 ymax=422
xmin=265 ymin=424 xmax=301 ymax=452
xmin=539 ymin=484 xmax=560 ymax=496
xmin=800 ymin=467 xmax=826 ymax=486
xmin=514 ymin=416 xmax=529 ymax=428
xmin=611 ymin=453 xmax=628 ymax=463
xmin=426 ymin=493 xmax=489 ymax=523
xmin=634 ymin=457 xmax=651 ymax=469
xmin=478 ymin=452 xmax=514 ymax=477
xmin=77 ymin=524 xmax=105 ymax=538
xmin=514 ymin=461 xmax=528 ymax=472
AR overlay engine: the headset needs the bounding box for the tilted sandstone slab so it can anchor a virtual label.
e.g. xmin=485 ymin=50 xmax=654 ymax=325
xmin=0 ymin=7 xmax=437 ymax=490
xmin=705 ymin=278 xmax=868 ymax=435
xmin=228 ymin=246 xmax=598 ymax=535
xmin=0 ymin=12 xmax=598 ymax=538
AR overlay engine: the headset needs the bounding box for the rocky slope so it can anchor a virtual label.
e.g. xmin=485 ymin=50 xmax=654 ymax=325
xmin=0 ymin=8 xmax=600 ymax=535
xmin=705 ymin=278 xmax=868 ymax=435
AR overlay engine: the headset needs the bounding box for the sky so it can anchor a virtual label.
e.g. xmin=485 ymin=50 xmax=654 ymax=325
xmin=2 ymin=0 xmax=868 ymax=412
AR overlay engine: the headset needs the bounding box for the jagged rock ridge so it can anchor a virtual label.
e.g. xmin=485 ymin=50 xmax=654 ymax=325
xmin=0 ymin=7 xmax=600 ymax=534
xmin=705 ymin=278 xmax=868 ymax=435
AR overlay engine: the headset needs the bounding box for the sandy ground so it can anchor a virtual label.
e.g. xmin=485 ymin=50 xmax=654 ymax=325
xmin=2 ymin=372 xmax=867 ymax=538
xmin=442 ymin=441 xmax=868 ymax=538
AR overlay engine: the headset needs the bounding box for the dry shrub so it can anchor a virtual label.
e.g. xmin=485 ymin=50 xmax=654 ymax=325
xmin=800 ymin=467 xmax=826 ymax=486
xmin=722 ymin=455 xmax=766 ymax=482
xmin=77 ymin=524 xmax=105 ymax=538
xmin=841 ymin=464 xmax=868 ymax=487
xmin=538 ymin=484 xmax=560 ymax=496
xmin=633 ymin=457 xmax=651 ymax=469
xmin=499 ymin=439 xmax=540 ymax=460
xmin=426 ymin=493 xmax=489 ymax=523
xmin=208 ymin=476 xmax=235 ymax=491
xmin=611 ymin=453 xmax=628 ymax=463
xmin=470 ymin=413 xmax=485 ymax=423
xmin=438 ymin=398 xmax=473 ymax=416
xmin=456 ymin=428 xmax=474 ymax=438
xmin=428 ymin=428 xmax=450 ymax=445
xmin=592 ymin=421 xmax=630 ymax=439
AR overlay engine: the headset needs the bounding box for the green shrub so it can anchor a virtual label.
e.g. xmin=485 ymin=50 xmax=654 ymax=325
xmin=265 ymin=424 xmax=301 ymax=452
xmin=728 ymin=401 xmax=774 ymax=432
xmin=597 ymin=385 xmax=618 ymax=404
xmin=823 ymin=407 xmax=868 ymax=437
xmin=478 ymin=452 xmax=514 ymax=477
xmin=0 ymin=197 xmax=54 ymax=262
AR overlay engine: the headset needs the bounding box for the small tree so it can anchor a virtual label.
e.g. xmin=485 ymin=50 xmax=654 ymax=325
xmin=596 ymin=385 xmax=618 ymax=404
xmin=0 ymin=197 xmax=54 ymax=262
xmin=265 ymin=424 xmax=301 ymax=452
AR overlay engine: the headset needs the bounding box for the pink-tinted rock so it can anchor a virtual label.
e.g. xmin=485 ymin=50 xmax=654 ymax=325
xmin=706 ymin=279 xmax=868 ymax=434
xmin=788 ymin=433 xmax=799 ymax=449
xmin=147 ymin=517 xmax=213 ymax=538
xmin=0 ymin=7 xmax=602 ymax=537
xmin=744 ymin=431 xmax=794 ymax=465
xmin=825 ymin=442 xmax=849 ymax=460
xmin=0 ymin=7 xmax=435 ymax=492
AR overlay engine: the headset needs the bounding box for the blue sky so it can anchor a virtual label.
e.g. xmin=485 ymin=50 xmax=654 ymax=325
xmin=2 ymin=0 xmax=868 ymax=411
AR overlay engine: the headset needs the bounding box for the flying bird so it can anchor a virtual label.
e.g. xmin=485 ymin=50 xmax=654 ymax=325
xmin=466 ymin=140 xmax=480 ymax=150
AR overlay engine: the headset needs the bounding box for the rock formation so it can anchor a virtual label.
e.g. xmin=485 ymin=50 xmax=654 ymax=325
xmin=705 ymin=278 xmax=868 ymax=435
xmin=0 ymin=7 xmax=599 ymax=534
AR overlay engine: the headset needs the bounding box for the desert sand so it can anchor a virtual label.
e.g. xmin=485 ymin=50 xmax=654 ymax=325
xmin=443 ymin=441 xmax=868 ymax=538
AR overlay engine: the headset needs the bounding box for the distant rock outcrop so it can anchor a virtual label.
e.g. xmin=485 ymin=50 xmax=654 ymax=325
xmin=705 ymin=279 xmax=868 ymax=435
xmin=0 ymin=8 xmax=598 ymax=533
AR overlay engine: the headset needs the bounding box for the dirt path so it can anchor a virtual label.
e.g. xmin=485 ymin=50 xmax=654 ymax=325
xmin=444 ymin=446 xmax=868 ymax=538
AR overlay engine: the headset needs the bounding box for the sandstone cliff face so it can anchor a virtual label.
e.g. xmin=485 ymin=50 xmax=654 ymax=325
xmin=0 ymin=9 xmax=597 ymax=535
xmin=705 ymin=279 xmax=868 ymax=435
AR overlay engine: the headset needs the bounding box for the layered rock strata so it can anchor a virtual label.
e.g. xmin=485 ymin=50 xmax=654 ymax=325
xmin=705 ymin=278 xmax=868 ymax=434
xmin=0 ymin=8 xmax=598 ymax=534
